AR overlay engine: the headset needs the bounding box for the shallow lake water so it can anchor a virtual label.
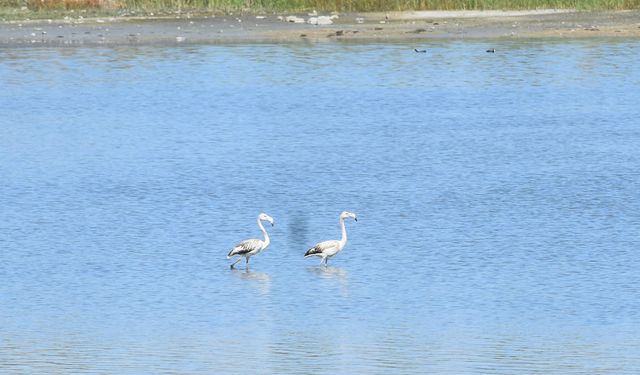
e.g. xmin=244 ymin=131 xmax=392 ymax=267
xmin=1 ymin=40 xmax=639 ymax=374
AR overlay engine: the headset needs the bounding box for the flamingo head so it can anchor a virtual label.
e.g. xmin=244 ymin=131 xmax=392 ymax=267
xmin=259 ymin=213 xmax=274 ymax=226
xmin=340 ymin=211 xmax=357 ymax=222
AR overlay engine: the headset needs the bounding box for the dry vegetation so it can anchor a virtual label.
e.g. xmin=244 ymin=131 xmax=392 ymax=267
xmin=1 ymin=0 xmax=639 ymax=13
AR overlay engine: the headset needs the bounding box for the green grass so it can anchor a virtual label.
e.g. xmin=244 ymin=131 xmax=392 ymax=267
xmin=1 ymin=0 xmax=639 ymax=17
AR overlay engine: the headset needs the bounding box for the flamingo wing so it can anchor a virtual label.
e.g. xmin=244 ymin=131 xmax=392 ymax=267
xmin=305 ymin=240 xmax=339 ymax=257
xmin=228 ymin=239 xmax=263 ymax=257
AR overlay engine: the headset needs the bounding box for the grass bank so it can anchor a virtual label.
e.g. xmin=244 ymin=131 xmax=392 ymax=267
xmin=1 ymin=0 xmax=639 ymax=18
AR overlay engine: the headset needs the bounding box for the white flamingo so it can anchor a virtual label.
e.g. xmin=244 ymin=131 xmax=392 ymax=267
xmin=227 ymin=213 xmax=274 ymax=269
xmin=304 ymin=211 xmax=357 ymax=266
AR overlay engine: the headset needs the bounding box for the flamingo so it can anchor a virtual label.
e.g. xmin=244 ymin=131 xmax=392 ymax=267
xmin=227 ymin=213 xmax=274 ymax=269
xmin=304 ymin=211 xmax=357 ymax=266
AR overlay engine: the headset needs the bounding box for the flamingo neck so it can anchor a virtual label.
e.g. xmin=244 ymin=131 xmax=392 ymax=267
xmin=338 ymin=217 xmax=347 ymax=250
xmin=258 ymin=218 xmax=270 ymax=249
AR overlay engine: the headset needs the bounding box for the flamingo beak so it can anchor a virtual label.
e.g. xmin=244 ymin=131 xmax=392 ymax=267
xmin=271 ymin=221 xmax=274 ymax=227
xmin=354 ymin=217 xmax=358 ymax=222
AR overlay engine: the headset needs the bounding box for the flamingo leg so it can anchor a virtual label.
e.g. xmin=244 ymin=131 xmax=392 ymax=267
xmin=246 ymin=257 xmax=250 ymax=269
xmin=230 ymin=257 xmax=242 ymax=269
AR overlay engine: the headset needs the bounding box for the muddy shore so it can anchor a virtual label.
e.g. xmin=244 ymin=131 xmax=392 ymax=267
xmin=1 ymin=9 xmax=639 ymax=46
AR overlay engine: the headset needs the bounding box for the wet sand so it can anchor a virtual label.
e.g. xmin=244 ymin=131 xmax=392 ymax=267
xmin=1 ymin=9 xmax=639 ymax=46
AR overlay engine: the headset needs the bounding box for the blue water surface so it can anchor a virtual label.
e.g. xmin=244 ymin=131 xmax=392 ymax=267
xmin=1 ymin=40 xmax=639 ymax=374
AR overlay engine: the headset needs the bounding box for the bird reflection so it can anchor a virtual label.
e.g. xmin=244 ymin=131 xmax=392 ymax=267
xmin=307 ymin=266 xmax=349 ymax=296
xmin=231 ymin=268 xmax=271 ymax=295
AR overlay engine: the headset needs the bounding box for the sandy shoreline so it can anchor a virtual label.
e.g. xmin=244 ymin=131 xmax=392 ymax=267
xmin=1 ymin=9 xmax=639 ymax=46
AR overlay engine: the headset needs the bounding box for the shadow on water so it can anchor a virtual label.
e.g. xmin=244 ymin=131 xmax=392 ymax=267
xmin=230 ymin=268 xmax=271 ymax=295
xmin=287 ymin=210 xmax=309 ymax=248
